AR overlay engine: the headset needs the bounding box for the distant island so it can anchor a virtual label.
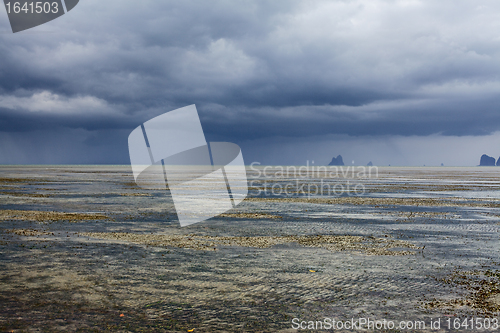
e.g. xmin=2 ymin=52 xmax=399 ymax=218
xmin=479 ymin=154 xmax=497 ymax=166
xmin=328 ymin=155 xmax=344 ymax=166
xmin=328 ymin=155 xmax=374 ymax=166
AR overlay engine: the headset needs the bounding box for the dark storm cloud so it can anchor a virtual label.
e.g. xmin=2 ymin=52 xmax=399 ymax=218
xmin=1 ymin=0 xmax=500 ymax=163
xmin=200 ymin=92 xmax=500 ymax=141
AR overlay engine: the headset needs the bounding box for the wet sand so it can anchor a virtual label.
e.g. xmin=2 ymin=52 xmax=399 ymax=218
xmin=0 ymin=166 xmax=499 ymax=332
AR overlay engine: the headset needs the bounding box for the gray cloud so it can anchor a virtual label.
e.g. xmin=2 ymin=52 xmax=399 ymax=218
xmin=1 ymin=0 xmax=500 ymax=164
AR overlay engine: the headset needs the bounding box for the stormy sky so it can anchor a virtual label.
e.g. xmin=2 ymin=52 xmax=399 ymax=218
xmin=1 ymin=0 xmax=500 ymax=165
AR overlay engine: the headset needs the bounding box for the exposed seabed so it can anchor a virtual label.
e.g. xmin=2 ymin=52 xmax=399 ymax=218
xmin=0 ymin=166 xmax=499 ymax=332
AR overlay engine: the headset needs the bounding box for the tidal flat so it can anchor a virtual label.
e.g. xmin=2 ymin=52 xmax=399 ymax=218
xmin=0 ymin=166 xmax=499 ymax=332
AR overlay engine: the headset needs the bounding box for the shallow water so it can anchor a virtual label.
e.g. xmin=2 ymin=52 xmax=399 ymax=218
xmin=0 ymin=166 xmax=499 ymax=332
